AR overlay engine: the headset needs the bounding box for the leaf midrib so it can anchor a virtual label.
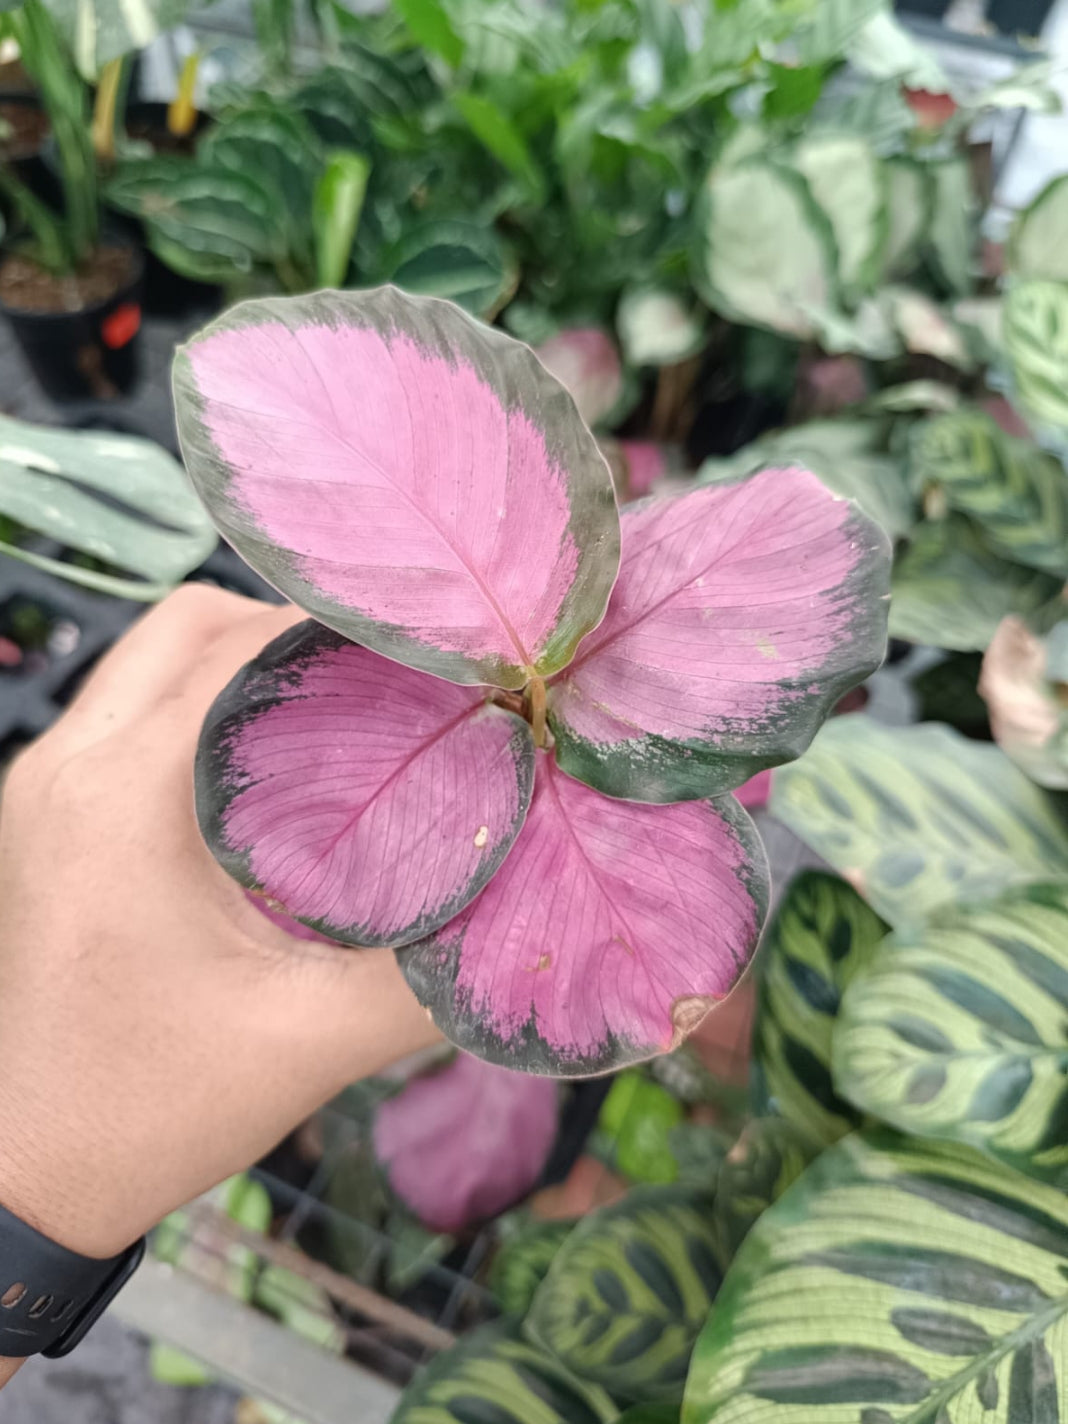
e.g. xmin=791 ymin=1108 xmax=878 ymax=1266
xmin=899 ymin=1289 xmax=1068 ymax=1424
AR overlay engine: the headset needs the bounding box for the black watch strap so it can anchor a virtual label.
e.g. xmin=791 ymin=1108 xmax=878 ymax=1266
xmin=0 ymin=1203 xmax=145 ymax=1359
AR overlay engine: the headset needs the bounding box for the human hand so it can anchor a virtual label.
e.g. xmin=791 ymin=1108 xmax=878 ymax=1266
xmin=0 ymin=586 xmax=439 ymax=1291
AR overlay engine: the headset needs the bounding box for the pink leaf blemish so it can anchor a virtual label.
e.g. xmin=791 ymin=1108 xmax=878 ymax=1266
xmin=214 ymin=631 xmax=532 ymax=945
xmin=407 ymin=754 xmax=767 ymax=1069
xmin=187 ymin=317 xmax=583 ymax=675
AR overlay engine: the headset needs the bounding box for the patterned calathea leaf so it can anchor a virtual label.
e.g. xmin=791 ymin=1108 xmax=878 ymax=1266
xmin=834 ymin=882 xmax=1068 ymax=1185
xmin=751 ymin=871 xmax=889 ymax=1146
xmin=889 ymin=515 xmax=1064 ymax=653
xmin=526 ymin=1185 xmax=724 ymax=1403
xmin=711 ymin=1117 xmax=818 ymax=1261
xmin=790 ymin=134 xmax=887 ymax=301
xmin=547 ymin=469 xmax=891 ymax=803
xmin=881 ymin=157 xmax=931 ymax=279
xmin=379 ymin=220 xmax=519 ymax=321
xmin=617 ymin=287 xmax=706 ymax=368
xmin=770 ymin=716 xmax=1068 ymax=929
xmin=908 ymin=410 xmax=1068 ymax=578
xmin=195 ymin=620 xmax=535 ymax=946
xmin=682 ymin=1129 xmax=1068 ymax=1424
xmin=397 ymin=753 xmax=769 ymax=1075
xmin=692 ymin=158 xmax=839 ymax=340
xmin=927 ymin=157 xmax=976 ymax=296
xmin=174 ymin=287 xmax=620 ymax=690
xmin=1008 ymin=173 xmax=1068 ymax=284
xmin=1004 ymin=280 xmax=1068 ymax=439
xmin=980 ymin=615 xmax=1068 ymax=790
xmin=491 ymin=1220 xmax=575 ymax=1319
xmin=390 ymin=1319 xmax=618 ymax=1424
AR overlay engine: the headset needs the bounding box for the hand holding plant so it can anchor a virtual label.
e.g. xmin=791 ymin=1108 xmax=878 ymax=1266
xmin=179 ymin=286 xmax=891 ymax=1077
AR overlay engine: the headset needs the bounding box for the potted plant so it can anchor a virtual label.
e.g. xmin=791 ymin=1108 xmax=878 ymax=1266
xmin=0 ymin=0 xmax=188 ymax=401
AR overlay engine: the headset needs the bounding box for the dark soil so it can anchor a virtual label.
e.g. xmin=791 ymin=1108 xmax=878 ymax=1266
xmin=0 ymin=244 xmax=137 ymax=314
xmin=0 ymin=100 xmax=49 ymax=160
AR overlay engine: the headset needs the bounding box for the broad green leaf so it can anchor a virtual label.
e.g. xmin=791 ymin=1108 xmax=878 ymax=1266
xmin=752 ymin=871 xmax=889 ymax=1147
xmin=527 ymin=1185 xmax=724 ymax=1403
xmin=699 ymin=421 xmax=916 ymax=539
xmin=107 ymin=159 xmax=282 ymax=284
xmin=890 ymin=516 xmax=1063 ymax=652
xmin=1004 ymin=279 xmax=1068 ymax=438
xmin=175 ymin=287 xmax=619 ymax=691
xmin=882 ymin=158 xmax=931 ymax=278
xmin=928 ymin=158 xmax=975 ymax=296
xmin=845 ymin=8 xmax=950 ymax=89
xmin=600 ymin=1071 xmax=685 ymax=1185
xmin=793 ymin=0 xmax=885 ymax=63
xmin=391 ymin=1319 xmax=618 ymax=1424
xmin=683 ymin=1130 xmax=1068 ymax=1424
xmin=980 ymin=615 xmax=1068 ymax=790
xmin=313 ymin=149 xmax=370 ymax=289
xmin=693 ymin=159 xmax=837 ymax=341
xmin=379 ymin=221 xmax=518 ymax=319
xmin=885 ymin=288 xmax=971 ymax=369
xmin=1008 ymin=174 xmax=1068 ymax=283
xmin=453 ymin=91 xmax=545 ymax=202
xmin=43 ymin=0 xmax=189 ymax=75
xmin=771 ymin=716 xmax=1068 ymax=928
xmin=835 ymin=882 xmax=1068 ymax=1185
xmin=394 ymin=0 xmax=463 ymax=66
xmin=0 ymin=413 xmax=215 ymax=598
xmin=865 ymin=381 xmax=960 ymax=414
xmin=792 ymin=135 xmax=886 ymax=300
xmin=490 ymin=1220 xmax=574 ymax=1319
xmin=617 ymin=287 xmax=706 ymax=368
xmin=909 ymin=411 xmax=1068 ymax=577
xmin=710 ymin=1117 xmax=817 ymax=1261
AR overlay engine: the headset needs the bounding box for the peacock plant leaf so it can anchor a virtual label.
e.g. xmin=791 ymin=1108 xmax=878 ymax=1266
xmin=397 ymin=754 xmax=769 ymax=1076
xmin=771 ymin=717 xmax=1068 ymax=929
xmin=173 ymin=286 xmax=621 ymax=691
xmin=1004 ymin=279 xmax=1068 ymax=441
xmin=908 ymin=411 xmax=1068 ymax=579
xmin=980 ymin=616 xmax=1068 ymax=790
xmin=373 ymin=1053 xmax=558 ymax=1233
xmin=834 ymin=882 xmax=1068 ymax=1186
xmin=195 ymin=620 xmax=535 ymax=947
xmin=1008 ymin=173 xmax=1068 ymax=284
xmin=751 ymin=871 xmax=889 ymax=1148
xmin=390 ymin=1319 xmax=618 ymax=1424
xmin=547 ymin=470 xmax=891 ymax=803
xmin=682 ymin=1130 xmax=1068 ymax=1424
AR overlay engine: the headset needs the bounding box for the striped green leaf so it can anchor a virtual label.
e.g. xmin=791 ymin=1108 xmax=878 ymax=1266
xmin=889 ymin=515 xmax=1064 ymax=652
xmin=909 ymin=411 xmax=1068 ymax=578
xmin=683 ymin=1130 xmax=1068 ymax=1424
xmin=834 ymin=882 xmax=1068 ymax=1185
xmin=752 ymin=871 xmax=889 ymax=1146
xmin=491 ymin=1220 xmax=574 ymax=1319
xmin=1004 ymin=280 xmax=1068 ymax=440
xmin=390 ymin=1319 xmax=618 ymax=1424
xmin=1008 ymin=174 xmax=1068 ymax=283
xmin=379 ymin=221 xmax=518 ymax=319
xmin=526 ymin=1186 xmax=724 ymax=1403
xmin=770 ymin=716 xmax=1068 ymax=928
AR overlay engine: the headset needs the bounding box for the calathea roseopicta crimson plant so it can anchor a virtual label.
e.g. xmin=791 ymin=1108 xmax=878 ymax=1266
xmin=174 ymin=286 xmax=891 ymax=1076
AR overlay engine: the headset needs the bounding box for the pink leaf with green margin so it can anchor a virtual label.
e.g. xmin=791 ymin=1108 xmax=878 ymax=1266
xmin=546 ymin=468 xmax=891 ymax=803
xmin=397 ymin=753 xmax=769 ymax=1076
xmin=196 ymin=620 xmax=535 ymax=947
xmin=374 ymin=1054 xmax=558 ymax=1231
xmin=174 ymin=288 xmax=620 ymax=690
xmin=534 ymin=328 xmax=624 ymax=430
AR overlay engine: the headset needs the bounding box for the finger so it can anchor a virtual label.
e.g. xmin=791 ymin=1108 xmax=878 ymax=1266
xmin=70 ymin=585 xmax=269 ymax=728
xmin=163 ymin=603 xmax=308 ymax=731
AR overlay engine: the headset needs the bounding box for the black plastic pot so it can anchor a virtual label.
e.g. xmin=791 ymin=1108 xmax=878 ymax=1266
xmin=0 ymin=243 xmax=145 ymax=402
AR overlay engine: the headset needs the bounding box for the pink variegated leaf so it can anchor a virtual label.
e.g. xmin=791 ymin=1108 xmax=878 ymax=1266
xmin=546 ymin=468 xmax=891 ymax=803
xmin=174 ymin=288 xmax=620 ymax=690
xmin=374 ymin=1054 xmax=558 ymax=1232
xmin=196 ymin=620 xmax=535 ymax=946
xmin=397 ymin=754 xmax=769 ymax=1076
xmin=534 ymin=327 xmax=624 ymax=430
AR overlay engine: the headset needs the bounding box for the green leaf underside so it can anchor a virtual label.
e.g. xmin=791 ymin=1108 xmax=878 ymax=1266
xmin=835 ymin=882 xmax=1068 ymax=1186
xmin=752 ymin=871 xmax=889 ymax=1147
xmin=390 ymin=1318 xmax=618 ymax=1424
xmin=770 ymin=717 xmax=1068 ymax=929
xmin=683 ymin=1130 xmax=1068 ymax=1424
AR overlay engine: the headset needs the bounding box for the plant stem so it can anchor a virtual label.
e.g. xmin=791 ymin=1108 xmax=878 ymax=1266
xmin=0 ymin=165 xmax=71 ymax=271
xmin=528 ymin=675 xmax=547 ymax=749
xmin=90 ymin=56 xmax=123 ymax=164
xmin=167 ymin=52 xmax=200 ymax=138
